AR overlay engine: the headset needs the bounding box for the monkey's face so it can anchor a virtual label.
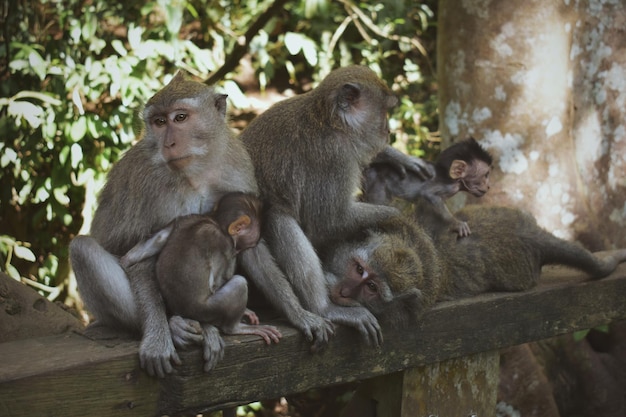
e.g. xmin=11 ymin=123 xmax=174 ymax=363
xmin=460 ymin=160 xmax=491 ymax=197
xmin=329 ymin=254 xmax=391 ymax=309
xmin=327 ymin=236 xmax=399 ymax=313
xmin=145 ymin=99 xmax=207 ymax=170
xmin=144 ymin=73 xmax=229 ymax=172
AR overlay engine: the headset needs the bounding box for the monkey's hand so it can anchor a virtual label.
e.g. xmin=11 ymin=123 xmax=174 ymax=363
xmin=374 ymin=146 xmax=435 ymax=180
xmin=139 ymin=331 xmax=182 ymax=378
xmin=295 ymin=310 xmax=335 ymax=353
xmin=324 ymin=305 xmax=383 ymax=347
xmin=201 ymin=324 xmax=225 ymax=372
xmin=452 ymin=220 xmax=471 ymax=237
xmin=169 ymin=315 xmax=204 ymax=348
xmin=243 ymin=308 xmax=260 ymax=325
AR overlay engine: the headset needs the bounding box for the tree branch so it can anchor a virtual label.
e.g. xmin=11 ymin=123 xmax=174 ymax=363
xmin=205 ymin=0 xmax=290 ymax=85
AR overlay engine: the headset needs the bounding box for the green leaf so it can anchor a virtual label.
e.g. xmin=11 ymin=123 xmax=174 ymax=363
xmin=14 ymin=245 xmax=36 ymax=262
xmin=70 ymin=143 xmax=83 ymax=168
xmin=1 ymin=147 xmax=18 ymax=168
xmin=111 ymin=39 xmax=127 ymax=57
xmin=8 ymin=100 xmax=44 ymax=129
xmin=53 ymin=186 xmax=70 ymax=205
xmin=28 ymin=51 xmax=47 ymax=80
xmin=70 ymin=117 xmax=87 ymax=142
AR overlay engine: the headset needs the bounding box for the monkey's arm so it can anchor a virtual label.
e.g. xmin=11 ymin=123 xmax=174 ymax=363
xmin=372 ymin=146 xmax=435 ymax=180
xmin=418 ymin=183 xmax=471 ymax=237
xmin=239 ymin=240 xmax=335 ymax=351
xmin=120 ymin=225 xmax=174 ymax=268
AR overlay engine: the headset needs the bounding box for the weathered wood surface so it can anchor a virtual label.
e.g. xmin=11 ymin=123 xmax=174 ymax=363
xmin=1 ymin=264 xmax=626 ymax=417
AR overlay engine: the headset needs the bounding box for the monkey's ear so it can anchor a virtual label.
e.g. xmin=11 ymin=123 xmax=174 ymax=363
xmin=449 ymin=160 xmax=468 ymax=180
xmin=215 ymin=94 xmax=228 ymax=118
xmin=337 ymin=83 xmax=361 ymax=110
xmin=228 ymin=215 xmax=251 ymax=236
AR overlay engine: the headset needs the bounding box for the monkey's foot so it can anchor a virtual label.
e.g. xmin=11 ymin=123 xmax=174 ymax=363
xmin=169 ymin=315 xmax=203 ymax=348
xmin=201 ymin=324 xmax=225 ymax=372
xmin=226 ymin=323 xmax=282 ymax=344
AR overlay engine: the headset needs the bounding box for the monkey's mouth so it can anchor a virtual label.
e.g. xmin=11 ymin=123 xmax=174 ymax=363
xmin=167 ymin=155 xmax=193 ymax=169
xmin=471 ymin=189 xmax=487 ymax=197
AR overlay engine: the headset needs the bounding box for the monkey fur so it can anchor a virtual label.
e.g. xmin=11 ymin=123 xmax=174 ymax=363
xmin=322 ymin=205 xmax=626 ymax=326
xmin=121 ymin=192 xmax=281 ymax=371
xmin=70 ymin=73 xmax=331 ymax=377
xmin=362 ymin=137 xmax=493 ymax=236
xmin=240 ymin=65 xmax=433 ymax=347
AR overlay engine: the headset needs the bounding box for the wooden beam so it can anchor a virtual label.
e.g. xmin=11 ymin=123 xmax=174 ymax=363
xmin=1 ymin=265 xmax=625 ymax=417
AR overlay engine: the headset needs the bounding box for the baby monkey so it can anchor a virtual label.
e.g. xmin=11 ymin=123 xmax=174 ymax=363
xmin=121 ymin=192 xmax=281 ymax=371
xmin=363 ymin=137 xmax=493 ymax=237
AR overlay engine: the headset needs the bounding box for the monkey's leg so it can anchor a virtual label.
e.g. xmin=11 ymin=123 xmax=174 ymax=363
xmin=240 ymin=241 xmax=335 ymax=350
xmin=267 ymin=213 xmax=382 ymax=346
xmin=71 ymin=236 xmax=182 ymax=377
xmin=70 ymin=235 xmax=139 ymax=330
xmin=185 ymin=275 xmax=282 ymax=345
xmin=539 ymin=233 xmax=626 ymax=278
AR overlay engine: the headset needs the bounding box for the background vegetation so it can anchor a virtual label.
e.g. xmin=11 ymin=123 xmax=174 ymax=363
xmin=1 ymin=0 xmax=438 ymax=309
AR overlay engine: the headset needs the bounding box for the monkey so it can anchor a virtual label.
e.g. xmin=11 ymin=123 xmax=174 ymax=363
xmin=70 ymin=72 xmax=333 ymax=378
xmin=119 ymin=192 xmax=281 ymax=371
xmin=321 ymin=205 xmax=626 ymax=326
xmin=239 ymin=65 xmax=433 ymax=347
xmin=362 ymin=137 xmax=493 ymax=237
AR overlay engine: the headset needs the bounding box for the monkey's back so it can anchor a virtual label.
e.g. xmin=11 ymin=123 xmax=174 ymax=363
xmin=156 ymin=215 xmax=236 ymax=318
xmin=241 ymin=66 xmax=398 ymax=238
xmin=433 ymin=205 xmax=544 ymax=299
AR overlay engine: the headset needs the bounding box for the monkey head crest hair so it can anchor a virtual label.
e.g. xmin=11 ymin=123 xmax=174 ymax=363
xmin=145 ymin=71 xmax=228 ymax=116
xmin=436 ymin=137 xmax=493 ymax=171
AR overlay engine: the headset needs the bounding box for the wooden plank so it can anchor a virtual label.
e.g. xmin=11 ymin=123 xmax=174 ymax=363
xmin=400 ymin=351 xmax=499 ymax=417
xmin=0 ymin=334 xmax=160 ymax=417
xmin=1 ymin=265 xmax=625 ymax=417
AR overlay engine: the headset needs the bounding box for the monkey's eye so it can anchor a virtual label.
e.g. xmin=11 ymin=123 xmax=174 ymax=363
xmin=356 ymin=263 xmax=365 ymax=277
xmin=153 ymin=116 xmax=166 ymax=126
xmin=174 ymin=113 xmax=188 ymax=122
xmin=366 ymin=281 xmax=378 ymax=292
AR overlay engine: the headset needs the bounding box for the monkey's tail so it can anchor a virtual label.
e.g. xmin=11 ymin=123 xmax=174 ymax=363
xmin=538 ymin=232 xmax=626 ymax=279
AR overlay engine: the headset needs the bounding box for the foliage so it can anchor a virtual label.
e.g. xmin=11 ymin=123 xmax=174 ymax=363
xmin=1 ymin=0 xmax=438 ymax=303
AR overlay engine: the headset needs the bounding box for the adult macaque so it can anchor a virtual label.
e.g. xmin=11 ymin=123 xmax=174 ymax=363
xmin=323 ymin=206 xmax=626 ymax=324
xmin=362 ymin=137 xmax=493 ymax=237
xmin=240 ymin=66 xmax=432 ymax=346
xmin=70 ymin=72 xmax=332 ymax=378
xmin=120 ymin=192 xmax=281 ymax=371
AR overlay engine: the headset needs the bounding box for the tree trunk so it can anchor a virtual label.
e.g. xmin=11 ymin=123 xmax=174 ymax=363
xmin=438 ymin=0 xmax=626 ymax=250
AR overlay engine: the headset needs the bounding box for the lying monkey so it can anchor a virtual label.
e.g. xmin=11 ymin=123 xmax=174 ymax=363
xmin=322 ymin=205 xmax=626 ymax=325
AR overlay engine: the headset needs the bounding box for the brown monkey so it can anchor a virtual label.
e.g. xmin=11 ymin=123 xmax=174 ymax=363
xmin=120 ymin=192 xmax=281 ymax=371
xmin=362 ymin=137 xmax=493 ymax=237
xmin=70 ymin=72 xmax=332 ymax=378
xmin=322 ymin=205 xmax=626 ymax=324
xmin=240 ymin=65 xmax=432 ymax=347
